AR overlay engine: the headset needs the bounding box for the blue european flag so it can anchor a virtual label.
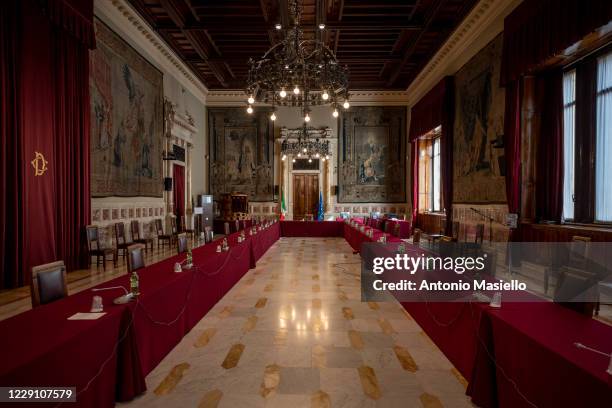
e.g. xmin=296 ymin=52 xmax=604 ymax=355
xmin=317 ymin=190 xmax=324 ymax=221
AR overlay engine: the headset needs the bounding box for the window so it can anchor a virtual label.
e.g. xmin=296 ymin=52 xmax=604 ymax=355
xmin=418 ymin=129 xmax=442 ymax=213
xmin=562 ymin=48 xmax=612 ymax=224
xmin=562 ymin=70 xmax=576 ymax=221
xmin=596 ymin=52 xmax=612 ymax=222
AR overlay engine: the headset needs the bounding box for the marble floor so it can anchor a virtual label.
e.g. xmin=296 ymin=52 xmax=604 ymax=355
xmin=119 ymin=237 xmax=475 ymax=408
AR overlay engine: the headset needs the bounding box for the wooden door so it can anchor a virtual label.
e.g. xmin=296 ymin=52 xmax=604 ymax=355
xmin=293 ymin=174 xmax=319 ymax=220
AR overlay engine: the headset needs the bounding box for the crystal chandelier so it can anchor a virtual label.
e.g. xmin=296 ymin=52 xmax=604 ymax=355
xmin=280 ymin=124 xmax=331 ymax=163
xmin=245 ymin=0 xmax=350 ymax=122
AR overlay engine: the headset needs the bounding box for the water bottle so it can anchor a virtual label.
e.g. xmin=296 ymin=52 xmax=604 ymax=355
xmin=130 ymin=271 xmax=140 ymax=296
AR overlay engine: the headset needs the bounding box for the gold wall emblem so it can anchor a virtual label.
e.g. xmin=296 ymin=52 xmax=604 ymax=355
xmin=31 ymin=151 xmax=49 ymax=176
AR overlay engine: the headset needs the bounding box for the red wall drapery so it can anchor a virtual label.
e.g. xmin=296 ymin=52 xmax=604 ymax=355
xmin=501 ymin=0 xmax=612 ymax=85
xmin=536 ymin=70 xmax=564 ymax=223
xmin=409 ymin=77 xmax=454 ymax=234
xmin=173 ymin=164 xmax=185 ymax=232
xmin=0 ymin=0 xmax=93 ymax=288
xmin=504 ymin=80 xmax=522 ymax=223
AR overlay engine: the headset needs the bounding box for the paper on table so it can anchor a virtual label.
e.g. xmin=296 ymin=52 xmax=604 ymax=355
xmin=68 ymin=312 xmax=107 ymax=320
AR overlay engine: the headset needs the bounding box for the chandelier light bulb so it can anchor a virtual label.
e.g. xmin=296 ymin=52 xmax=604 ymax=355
xmin=275 ymin=23 xmax=282 ymax=30
xmin=322 ymin=91 xmax=329 ymax=100
xmin=247 ymin=95 xmax=255 ymax=104
xmin=319 ymin=23 xmax=325 ymax=30
xmin=308 ymin=158 xmax=313 ymax=163
xmin=303 ymin=147 xmax=307 ymax=153
xmin=343 ymin=100 xmax=350 ymax=109
xmin=321 ymin=157 xmax=326 ymax=162
xmin=246 ymin=105 xmax=253 ymax=114
xmin=292 ymin=158 xmax=296 ymax=163
xmin=293 ymin=85 xmax=300 ymax=95
xmin=332 ymin=108 xmax=339 ymax=118
xmin=297 ymin=152 xmax=301 ymax=158
xmin=281 ymin=154 xmax=287 ymax=161
xmin=270 ymin=112 xmax=277 ymax=121
xmin=315 ymin=153 xmax=320 ymax=158
xmin=304 ymin=113 xmax=311 ymax=122
xmin=279 ymin=88 xmax=287 ymax=98
xmin=325 ymin=155 xmax=329 ymax=160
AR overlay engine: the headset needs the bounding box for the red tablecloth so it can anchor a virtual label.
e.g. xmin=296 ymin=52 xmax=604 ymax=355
xmin=385 ymin=219 xmax=412 ymax=238
xmin=0 ymin=224 xmax=281 ymax=407
xmin=250 ymin=222 xmax=281 ymax=262
xmin=468 ymin=302 xmax=612 ymax=408
xmin=343 ymin=223 xmax=402 ymax=253
xmin=280 ymin=221 xmax=344 ymax=237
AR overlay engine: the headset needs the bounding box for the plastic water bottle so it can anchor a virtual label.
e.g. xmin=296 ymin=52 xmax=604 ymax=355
xmin=130 ymin=271 xmax=140 ymax=296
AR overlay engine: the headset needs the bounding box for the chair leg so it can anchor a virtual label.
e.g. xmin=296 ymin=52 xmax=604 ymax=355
xmin=102 ymin=255 xmax=106 ymax=271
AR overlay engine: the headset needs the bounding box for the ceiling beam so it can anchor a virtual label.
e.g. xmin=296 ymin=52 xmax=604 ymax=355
xmin=387 ymin=0 xmax=446 ymax=87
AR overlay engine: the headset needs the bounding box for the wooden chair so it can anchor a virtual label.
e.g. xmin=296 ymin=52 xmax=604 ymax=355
xmin=392 ymin=222 xmax=401 ymax=238
xmin=413 ymin=228 xmax=422 ymax=245
xmin=452 ymin=221 xmax=460 ymax=242
xmin=223 ymin=222 xmax=231 ymax=235
xmin=31 ymin=260 xmax=67 ymax=307
xmin=85 ymin=225 xmax=116 ymax=270
xmin=233 ymin=219 xmax=240 ymax=232
xmin=130 ymin=220 xmax=153 ymax=252
xmin=155 ymin=219 xmax=173 ymax=250
xmin=114 ymin=223 xmax=132 ymax=264
xmin=181 ymin=215 xmax=195 ymax=240
xmin=177 ymin=233 xmax=189 ymax=254
xmin=170 ymin=217 xmax=179 ymax=242
xmin=127 ymin=244 xmax=146 ymax=273
xmin=475 ymin=224 xmax=485 ymax=244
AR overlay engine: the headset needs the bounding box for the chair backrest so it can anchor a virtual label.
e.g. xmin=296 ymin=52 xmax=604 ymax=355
xmin=234 ymin=219 xmax=240 ymax=232
xmin=177 ymin=233 xmax=188 ymax=254
xmin=86 ymin=225 xmax=101 ymax=251
xmin=31 ymin=260 xmax=67 ymax=307
xmin=130 ymin=220 xmax=141 ymax=241
xmin=155 ymin=219 xmax=164 ymax=235
xmin=475 ymin=224 xmax=484 ymax=244
xmin=569 ymin=236 xmax=591 ymax=269
xmin=452 ymin=221 xmax=460 ymax=242
xmin=413 ymin=228 xmax=421 ymax=244
xmin=204 ymin=226 xmax=213 ymax=243
xmin=180 ymin=215 xmax=186 ymax=232
xmin=393 ymin=222 xmax=401 ymax=237
xmin=127 ymin=244 xmax=146 ymax=273
xmin=171 ymin=217 xmax=177 ymax=234
xmin=114 ymin=222 xmax=127 ymax=245
xmin=224 ymin=222 xmax=230 ymax=235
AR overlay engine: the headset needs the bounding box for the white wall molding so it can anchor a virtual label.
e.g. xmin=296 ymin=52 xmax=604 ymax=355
xmin=95 ymin=0 xmax=208 ymax=103
xmin=206 ymin=90 xmax=410 ymax=106
xmin=406 ymin=0 xmax=522 ymax=106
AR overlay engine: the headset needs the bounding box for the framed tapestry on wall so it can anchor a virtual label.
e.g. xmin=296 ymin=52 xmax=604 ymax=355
xmin=208 ymin=108 xmax=274 ymax=202
xmin=453 ymin=34 xmax=507 ymax=203
xmin=338 ymin=106 xmax=407 ymax=203
xmin=89 ymin=18 xmax=164 ymax=197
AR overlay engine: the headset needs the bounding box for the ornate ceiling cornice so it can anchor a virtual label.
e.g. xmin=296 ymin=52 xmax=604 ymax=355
xmin=406 ymin=0 xmax=522 ymax=106
xmin=95 ymin=0 xmax=208 ymax=102
xmin=206 ymin=90 xmax=410 ymax=106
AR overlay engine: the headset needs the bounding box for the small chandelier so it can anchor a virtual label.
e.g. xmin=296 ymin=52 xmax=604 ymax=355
xmin=280 ymin=124 xmax=331 ymax=163
xmin=245 ymin=0 xmax=349 ymax=121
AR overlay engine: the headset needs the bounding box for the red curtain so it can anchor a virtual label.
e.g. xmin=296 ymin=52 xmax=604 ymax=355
xmin=409 ymin=77 xmax=454 ymax=234
xmin=173 ymin=165 xmax=185 ymax=232
xmin=501 ymin=0 xmax=612 ymax=85
xmin=411 ymin=141 xmax=419 ymax=226
xmin=536 ymin=70 xmax=564 ymax=223
xmin=0 ymin=0 xmax=25 ymax=288
xmin=504 ymin=80 xmax=522 ymax=221
xmin=0 ymin=0 xmax=93 ymax=288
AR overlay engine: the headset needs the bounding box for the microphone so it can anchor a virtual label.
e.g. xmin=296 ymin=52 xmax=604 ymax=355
xmin=92 ymin=286 xmax=135 ymax=304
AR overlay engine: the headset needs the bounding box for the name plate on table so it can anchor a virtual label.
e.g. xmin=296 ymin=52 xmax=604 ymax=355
xmin=68 ymin=312 xmax=106 ymax=320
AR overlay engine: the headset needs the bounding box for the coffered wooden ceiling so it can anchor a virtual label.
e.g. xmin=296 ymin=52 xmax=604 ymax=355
xmin=128 ymin=0 xmax=478 ymax=90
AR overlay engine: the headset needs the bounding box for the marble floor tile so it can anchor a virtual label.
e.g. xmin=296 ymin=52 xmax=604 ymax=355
xmin=118 ymin=238 xmax=476 ymax=408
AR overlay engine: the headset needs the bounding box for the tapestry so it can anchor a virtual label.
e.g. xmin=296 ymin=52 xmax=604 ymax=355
xmin=338 ymin=106 xmax=407 ymax=203
xmin=453 ymin=34 xmax=507 ymax=203
xmin=89 ymin=19 xmax=163 ymax=197
xmin=209 ymin=108 xmax=274 ymax=201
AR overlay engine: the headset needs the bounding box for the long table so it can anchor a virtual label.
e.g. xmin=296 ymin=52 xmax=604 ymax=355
xmin=0 ymin=222 xmax=280 ymax=407
xmin=280 ymin=220 xmax=344 ymax=237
